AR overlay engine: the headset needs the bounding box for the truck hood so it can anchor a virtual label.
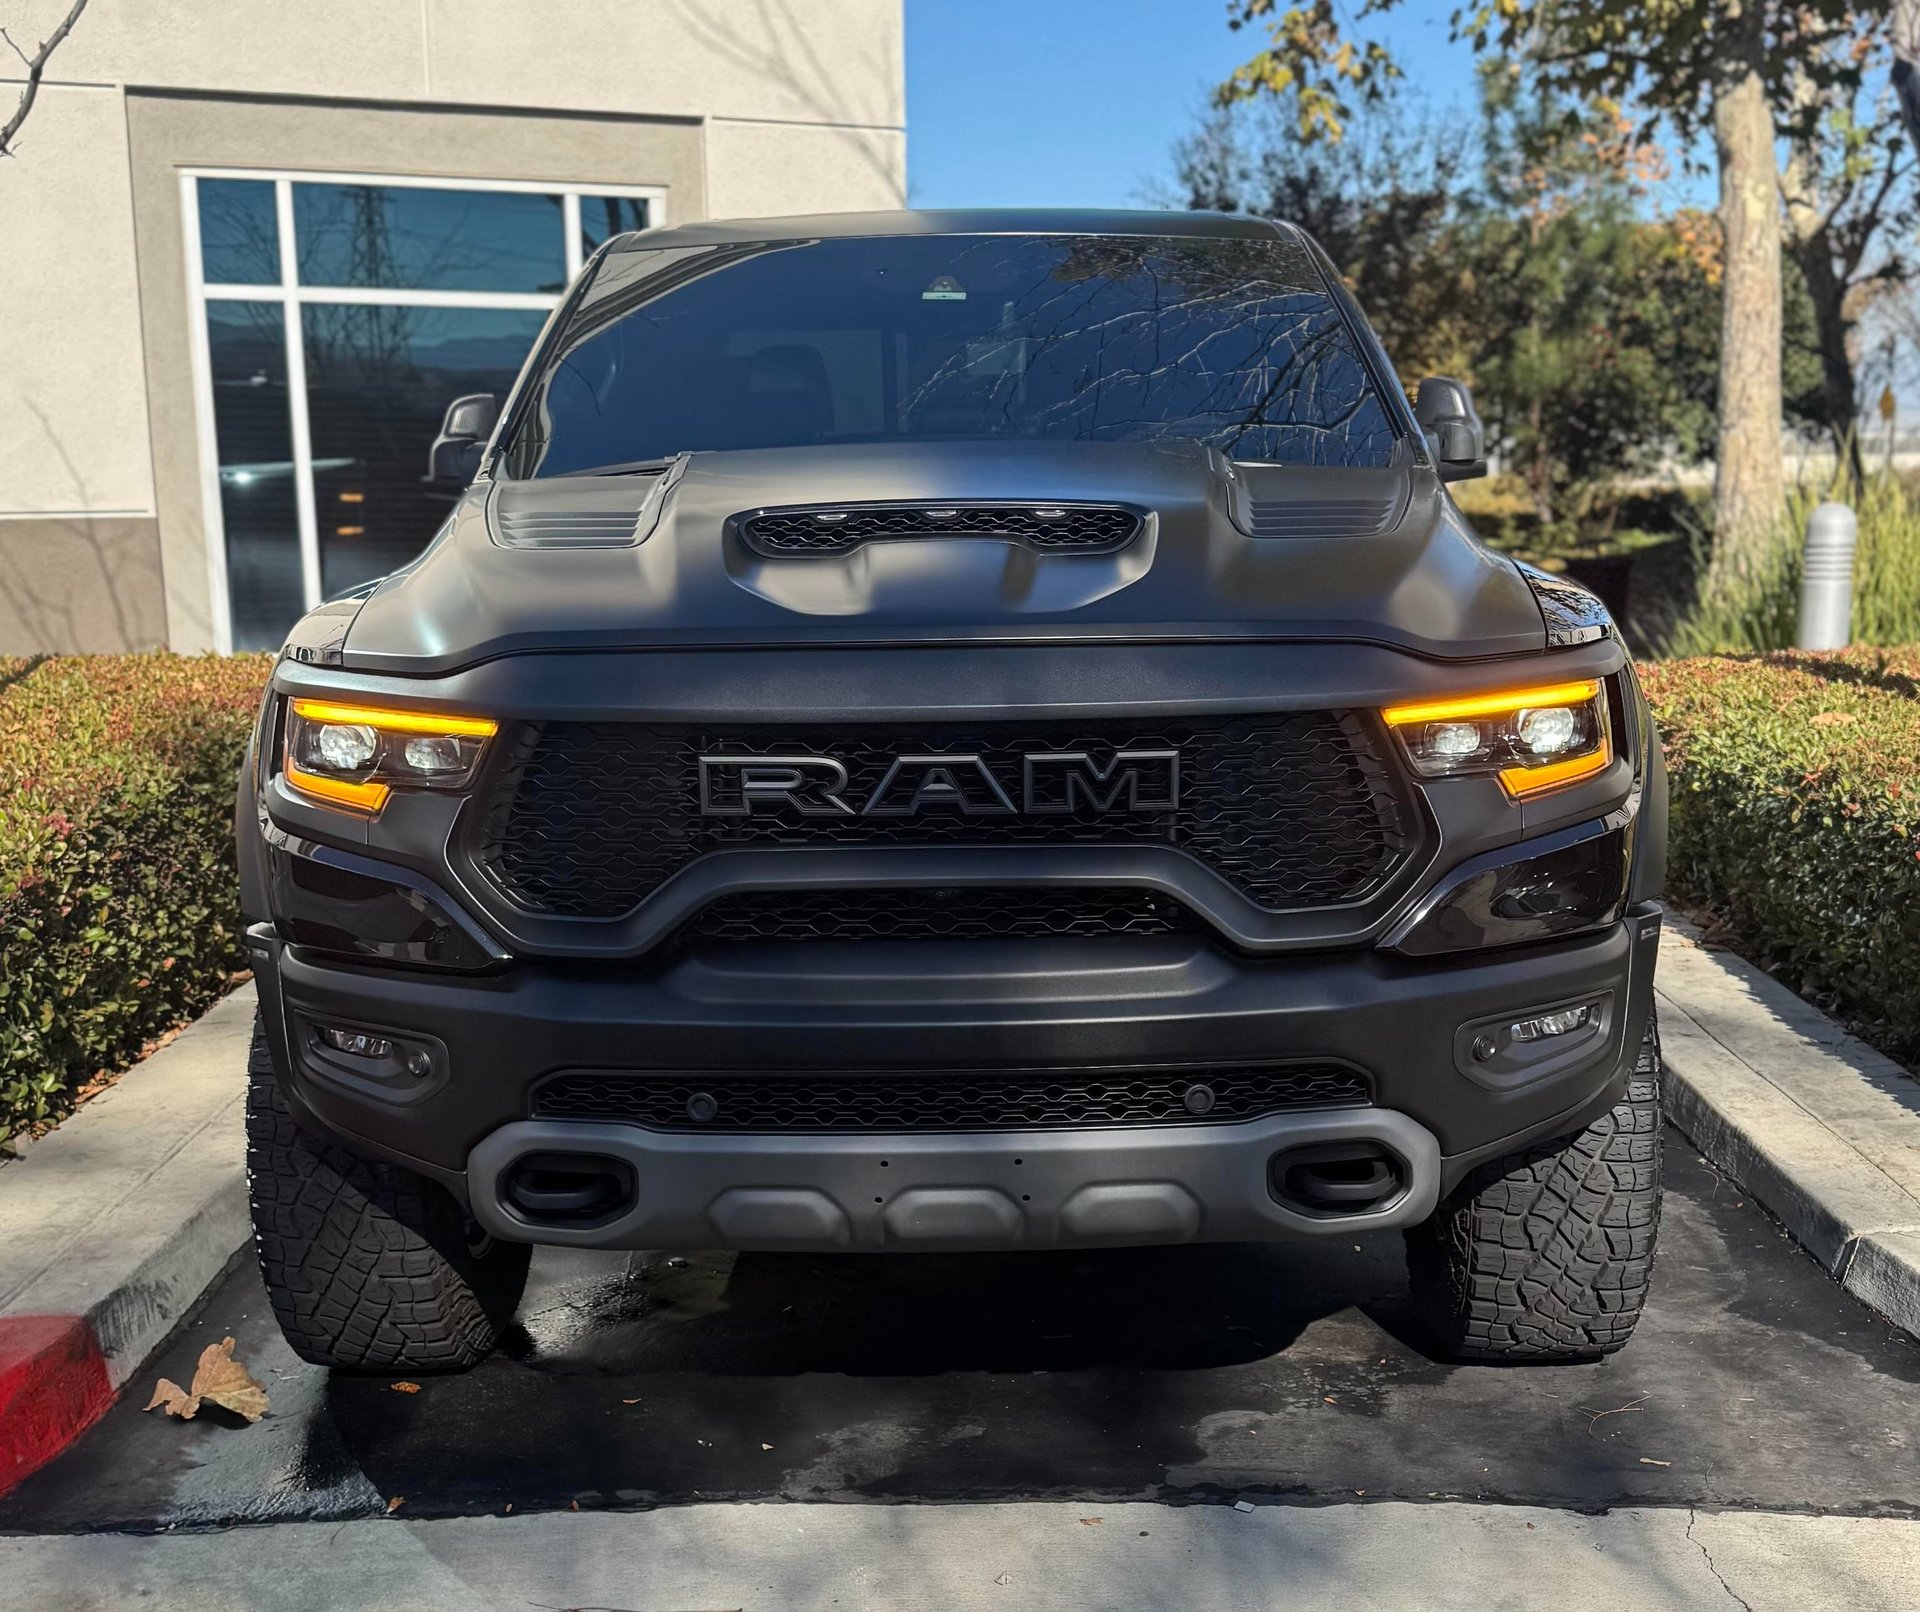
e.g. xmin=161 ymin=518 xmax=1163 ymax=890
xmin=338 ymin=440 xmax=1546 ymax=675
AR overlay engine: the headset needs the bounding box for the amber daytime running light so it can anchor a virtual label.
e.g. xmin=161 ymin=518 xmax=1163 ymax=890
xmin=284 ymin=699 xmax=499 ymax=813
xmin=1382 ymin=679 xmax=1611 ymax=799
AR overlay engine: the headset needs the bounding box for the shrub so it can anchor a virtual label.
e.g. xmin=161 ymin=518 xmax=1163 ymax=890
xmin=1640 ymin=647 xmax=1920 ymax=1064
xmin=1661 ymin=477 xmax=1920 ymax=656
xmin=0 ymin=654 xmax=273 ymax=1138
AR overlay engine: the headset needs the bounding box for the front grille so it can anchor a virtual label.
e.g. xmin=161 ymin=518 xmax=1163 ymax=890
xmin=684 ymin=886 xmax=1199 ymax=943
xmin=475 ymin=714 xmax=1414 ymax=920
xmin=737 ymin=501 xmax=1142 ymax=555
xmin=533 ymin=1062 xmax=1371 ymax=1132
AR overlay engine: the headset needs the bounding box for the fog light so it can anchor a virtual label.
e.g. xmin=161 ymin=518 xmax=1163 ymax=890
xmin=1509 ymin=1004 xmax=1593 ymax=1043
xmin=318 ymin=1025 xmax=395 ymax=1059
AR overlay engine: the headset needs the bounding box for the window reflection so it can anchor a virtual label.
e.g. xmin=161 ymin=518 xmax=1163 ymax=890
xmin=199 ymin=179 xmax=280 ymax=285
xmin=578 ymin=194 xmax=651 ymax=260
xmin=205 ymin=302 xmax=303 ymax=651
xmin=194 ymin=178 xmax=660 ymax=645
xmin=294 ymin=183 xmax=566 ymax=293
xmin=302 ymin=304 xmax=547 ymax=598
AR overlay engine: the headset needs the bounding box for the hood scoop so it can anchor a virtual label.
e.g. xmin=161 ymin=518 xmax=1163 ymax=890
xmin=497 ymin=506 xmax=644 ymax=547
xmin=491 ymin=456 xmax=689 ymax=549
xmin=734 ymin=500 xmax=1145 ymax=557
xmin=1242 ymin=497 xmax=1399 ymax=539
xmin=1228 ymin=462 xmax=1409 ymax=540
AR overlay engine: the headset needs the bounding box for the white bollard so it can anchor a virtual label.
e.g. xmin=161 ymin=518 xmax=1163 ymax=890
xmin=1796 ymin=501 xmax=1857 ymax=651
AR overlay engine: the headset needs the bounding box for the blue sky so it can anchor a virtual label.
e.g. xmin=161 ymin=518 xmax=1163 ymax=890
xmin=905 ymin=0 xmax=1483 ymax=211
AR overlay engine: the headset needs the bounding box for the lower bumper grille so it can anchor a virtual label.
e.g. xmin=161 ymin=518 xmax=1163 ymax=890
xmin=684 ymin=886 xmax=1198 ymax=942
xmin=532 ymin=1063 xmax=1371 ymax=1132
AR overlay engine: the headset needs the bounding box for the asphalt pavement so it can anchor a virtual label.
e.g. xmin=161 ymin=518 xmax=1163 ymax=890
xmin=3 ymin=1128 xmax=1914 ymax=1537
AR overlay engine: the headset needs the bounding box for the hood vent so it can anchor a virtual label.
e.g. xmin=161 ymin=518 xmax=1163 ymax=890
xmin=1242 ymin=498 xmax=1399 ymax=540
xmin=496 ymin=508 xmax=644 ymax=548
xmin=492 ymin=455 xmax=689 ymax=549
xmin=735 ymin=501 xmax=1144 ymax=557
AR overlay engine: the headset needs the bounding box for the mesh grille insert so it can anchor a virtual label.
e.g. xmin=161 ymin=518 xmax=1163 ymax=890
xmin=475 ymin=714 xmax=1414 ymax=920
xmin=738 ymin=502 xmax=1142 ymax=555
xmin=533 ymin=1062 xmax=1371 ymax=1132
xmin=684 ymin=886 xmax=1199 ymax=942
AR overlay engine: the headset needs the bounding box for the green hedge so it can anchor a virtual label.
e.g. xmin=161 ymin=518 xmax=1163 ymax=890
xmin=0 ymin=654 xmax=273 ymax=1139
xmin=1641 ymin=648 xmax=1920 ymax=1064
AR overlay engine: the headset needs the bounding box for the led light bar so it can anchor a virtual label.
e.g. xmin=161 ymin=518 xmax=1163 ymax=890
xmin=282 ymin=699 xmax=498 ymax=815
xmin=1381 ymin=679 xmax=1612 ymax=800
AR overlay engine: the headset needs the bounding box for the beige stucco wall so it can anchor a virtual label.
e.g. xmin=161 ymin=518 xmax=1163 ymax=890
xmin=0 ymin=84 xmax=155 ymax=518
xmin=16 ymin=0 xmax=905 ymax=130
xmin=706 ymin=118 xmax=907 ymax=217
xmin=0 ymin=0 xmax=906 ymax=653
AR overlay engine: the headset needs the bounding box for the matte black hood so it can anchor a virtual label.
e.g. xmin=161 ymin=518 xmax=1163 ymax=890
xmin=338 ymin=441 xmax=1546 ymax=675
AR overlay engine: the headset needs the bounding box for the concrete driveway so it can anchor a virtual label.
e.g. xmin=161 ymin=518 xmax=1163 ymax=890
xmin=2 ymin=1131 xmax=1915 ymax=1607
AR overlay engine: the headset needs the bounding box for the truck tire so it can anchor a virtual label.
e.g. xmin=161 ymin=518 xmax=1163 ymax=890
xmin=1404 ymin=1011 xmax=1663 ymax=1362
xmin=245 ymin=1014 xmax=530 ymax=1371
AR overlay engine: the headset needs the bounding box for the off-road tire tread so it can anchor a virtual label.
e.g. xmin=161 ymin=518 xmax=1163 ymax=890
xmin=1405 ymin=1012 xmax=1663 ymax=1361
xmin=245 ymin=1015 xmax=529 ymax=1370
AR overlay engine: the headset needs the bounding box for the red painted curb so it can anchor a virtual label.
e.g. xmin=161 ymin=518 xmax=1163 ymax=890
xmin=0 ymin=1314 xmax=114 ymax=1499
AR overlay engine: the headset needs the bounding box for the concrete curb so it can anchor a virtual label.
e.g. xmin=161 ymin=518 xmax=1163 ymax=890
xmin=0 ymin=988 xmax=254 ymax=1497
xmin=1655 ymin=918 xmax=1920 ymax=1339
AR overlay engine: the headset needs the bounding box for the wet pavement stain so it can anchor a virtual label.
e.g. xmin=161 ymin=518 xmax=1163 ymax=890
xmin=3 ymin=1130 xmax=1915 ymax=1532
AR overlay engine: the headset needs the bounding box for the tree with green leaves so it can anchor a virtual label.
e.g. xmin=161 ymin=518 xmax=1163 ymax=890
xmin=1219 ymin=0 xmax=1886 ymax=595
xmin=1779 ymin=42 xmax=1919 ymax=490
xmin=1177 ymin=79 xmax=1724 ymax=527
xmin=1170 ymin=96 xmax=1478 ymax=381
xmin=1467 ymin=76 xmax=1722 ymax=526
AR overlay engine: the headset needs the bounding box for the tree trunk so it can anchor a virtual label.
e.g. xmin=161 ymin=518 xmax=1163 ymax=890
xmin=1527 ymin=397 xmax=1554 ymax=526
xmin=1708 ymin=48 xmax=1786 ymax=591
xmin=1793 ymin=237 xmax=1864 ymax=493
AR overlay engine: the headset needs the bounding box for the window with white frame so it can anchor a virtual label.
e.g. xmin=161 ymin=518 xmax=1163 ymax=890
xmin=182 ymin=171 xmax=667 ymax=651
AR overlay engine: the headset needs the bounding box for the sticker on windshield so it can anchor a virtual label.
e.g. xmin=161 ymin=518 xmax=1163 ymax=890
xmin=921 ymin=275 xmax=967 ymax=301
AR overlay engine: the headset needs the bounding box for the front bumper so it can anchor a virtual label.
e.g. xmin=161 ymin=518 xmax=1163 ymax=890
xmin=467 ymin=1107 xmax=1447 ymax=1250
xmin=251 ymin=904 xmax=1662 ymax=1250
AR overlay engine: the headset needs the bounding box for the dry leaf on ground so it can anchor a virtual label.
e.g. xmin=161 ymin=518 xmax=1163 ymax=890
xmin=144 ymin=1337 xmax=270 ymax=1423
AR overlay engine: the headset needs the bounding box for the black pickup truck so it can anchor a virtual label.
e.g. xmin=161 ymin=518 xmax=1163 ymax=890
xmin=235 ymin=209 xmax=1666 ymax=1371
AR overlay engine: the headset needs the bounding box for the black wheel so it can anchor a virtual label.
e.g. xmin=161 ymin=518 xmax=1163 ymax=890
xmin=244 ymin=1012 xmax=530 ymax=1371
xmin=1404 ymin=1010 xmax=1663 ymax=1362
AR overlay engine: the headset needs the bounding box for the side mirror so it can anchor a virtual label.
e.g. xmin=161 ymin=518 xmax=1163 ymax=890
xmin=1414 ymin=377 xmax=1487 ymax=483
xmin=426 ymin=393 xmax=499 ymax=484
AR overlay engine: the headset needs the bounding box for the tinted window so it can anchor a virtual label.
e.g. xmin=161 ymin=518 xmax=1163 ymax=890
xmin=198 ymin=179 xmax=280 ymax=285
xmin=294 ymin=182 xmax=566 ymax=293
xmin=578 ymin=194 xmax=652 ymax=261
xmin=302 ymin=305 xmax=549 ymax=598
xmin=505 ymin=232 xmax=1400 ymax=476
xmin=205 ymin=302 xmax=303 ymax=651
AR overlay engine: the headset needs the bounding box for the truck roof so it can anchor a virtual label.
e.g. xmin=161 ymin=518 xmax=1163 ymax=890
xmin=603 ymin=208 xmax=1290 ymax=254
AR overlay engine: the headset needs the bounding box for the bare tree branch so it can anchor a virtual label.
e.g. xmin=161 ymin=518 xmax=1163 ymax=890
xmin=1895 ymin=0 xmax=1920 ymax=165
xmin=0 ymin=0 xmax=90 ymax=159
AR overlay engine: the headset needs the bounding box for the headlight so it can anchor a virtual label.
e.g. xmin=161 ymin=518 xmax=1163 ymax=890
xmin=1382 ymin=679 xmax=1611 ymax=798
xmin=284 ymin=699 xmax=497 ymax=813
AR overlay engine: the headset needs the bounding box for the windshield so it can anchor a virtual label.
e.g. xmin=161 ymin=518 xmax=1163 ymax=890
xmin=502 ymin=231 xmax=1404 ymax=477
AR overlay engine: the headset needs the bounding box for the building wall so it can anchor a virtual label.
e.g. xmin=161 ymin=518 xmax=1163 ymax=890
xmin=0 ymin=0 xmax=906 ymax=654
